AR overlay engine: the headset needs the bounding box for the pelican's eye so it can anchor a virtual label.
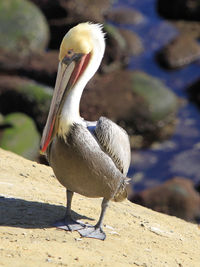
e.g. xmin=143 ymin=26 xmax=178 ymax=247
xmin=67 ymin=49 xmax=74 ymax=57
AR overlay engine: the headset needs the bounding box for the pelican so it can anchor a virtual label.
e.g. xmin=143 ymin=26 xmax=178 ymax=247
xmin=40 ymin=22 xmax=131 ymax=240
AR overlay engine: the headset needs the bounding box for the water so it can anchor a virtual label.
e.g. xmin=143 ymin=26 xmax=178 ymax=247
xmin=113 ymin=0 xmax=200 ymax=191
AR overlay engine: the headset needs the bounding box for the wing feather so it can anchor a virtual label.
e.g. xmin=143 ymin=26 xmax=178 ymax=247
xmin=95 ymin=117 xmax=131 ymax=175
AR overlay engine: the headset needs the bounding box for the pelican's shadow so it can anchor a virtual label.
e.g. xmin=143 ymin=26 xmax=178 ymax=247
xmin=0 ymin=196 xmax=94 ymax=228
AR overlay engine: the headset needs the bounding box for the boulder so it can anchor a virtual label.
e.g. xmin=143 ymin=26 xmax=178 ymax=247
xmin=101 ymin=24 xmax=143 ymax=72
xmin=30 ymin=0 xmax=68 ymax=20
xmin=0 ymin=0 xmax=49 ymax=57
xmin=105 ymin=6 xmax=145 ymax=25
xmin=0 ymin=50 xmax=58 ymax=86
xmin=119 ymin=28 xmax=144 ymax=56
xmin=81 ymin=71 xmax=178 ymax=147
xmin=0 ymin=113 xmax=40 ymax=160
xmin=130 ymin=71 xmax=178 ymax=122
xmin=59 ymin=0 xmax=111 ymax=24
xmin=31 ymin=0 xmax=111 ymax=23
xmin=129 ymin=71 xmax=178 ymax=145
xmin=157 ymin=34 xmax=200 ymax=69
xmin=157 ymin=0 xmax=200 ymax=21
xmin=31 ymin=0 xmax=111 ymax=49
xmin=0 ymin=75 xmax=52 ymax=132
xmin=130 ymin=177 xmax=200 ymax=223
xmin=172 ymin=20 xmax=200 ymax=39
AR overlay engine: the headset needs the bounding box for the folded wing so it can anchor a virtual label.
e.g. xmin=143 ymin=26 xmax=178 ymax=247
xmin=95 ymin=117 xmax=131 ymax=176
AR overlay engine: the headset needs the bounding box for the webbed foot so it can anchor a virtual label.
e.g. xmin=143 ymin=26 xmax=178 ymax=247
xmin=78 ymin=226 xmax=106 ymax=240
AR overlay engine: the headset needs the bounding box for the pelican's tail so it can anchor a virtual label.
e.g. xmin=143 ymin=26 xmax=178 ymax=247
xmin=113 ymin=177 xmax=130 ymax=202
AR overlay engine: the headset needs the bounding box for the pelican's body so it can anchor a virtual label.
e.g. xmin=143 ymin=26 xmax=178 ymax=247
xmin=48 ymin=118 xmax=130 ymax=200
xmin=40 ymin=23 xmax=131 ymax=240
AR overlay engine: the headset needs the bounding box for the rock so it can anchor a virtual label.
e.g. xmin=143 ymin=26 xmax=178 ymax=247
xmin=101 ymin=24 xmax=126 ymax=72
xmin=130 ymin=177 xmax=200 ymax=223
xmin=0 ymin=113 xmax=40 ymax=160
xmin=19 ymin=51 xmax=58 ymax=86
xmin=119 ymin=29 xmax=144 ymax=56
xmin=172 ymin=20 xmax=200 ymax=39
xmin=0 ymin=50 xmax=58 ymax=86
xmin=58 ymin=0 xmax=111 ymax=23
xmin=157 ymin=34 xmax=200 ymax=69
xmin=129 ymin=71 xmax=178 ymax=145
xmin=105 ymin=7 xmax=145 ymax=25
xmin=0 ymin=113 xmax=4 ymax=124
xmin=157 ymin=0 xmax=200 ymax=21
xmin=0 ymin=75 xmax=52 ymax=132
xmin=81 ymin=70 xmax=178 ymax=147
xmin=0 ymin=49 xmax=27 ymax=72
xmin=32 ymin=0 xmax=111 ymax=23
xmin=0 ymin=0 xmax=49 ymax=57
xmin=101 ymin=24 xmax=143 ymax=72
xmin=31 ymin=0 xmax=111 ymax=49
xmin=131 ymin=71 xmax=178 ymax=122
xmin=30 ymin=0 xmax=67 ymax=20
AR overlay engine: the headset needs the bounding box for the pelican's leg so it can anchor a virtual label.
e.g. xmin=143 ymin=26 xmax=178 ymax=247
xmin=78 ymin=198 xmax=109 ymax=240
xmin=54 ymin=190 xmax=85 ymax=231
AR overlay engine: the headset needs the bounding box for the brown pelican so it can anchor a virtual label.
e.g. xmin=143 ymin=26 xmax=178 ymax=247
xmin=40 ymin=22 xmax=131 ymax=240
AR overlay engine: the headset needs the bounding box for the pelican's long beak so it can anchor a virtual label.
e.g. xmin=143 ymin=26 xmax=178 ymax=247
xmin=40 ymin=53 xmax=90 ymax=153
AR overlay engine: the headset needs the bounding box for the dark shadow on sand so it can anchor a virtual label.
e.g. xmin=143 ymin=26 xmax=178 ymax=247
xmin=0 ymin=196 xmax=94 ymax=229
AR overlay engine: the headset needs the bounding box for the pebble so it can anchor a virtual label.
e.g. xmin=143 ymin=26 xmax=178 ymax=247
xmin=105 ymin=225 xmax=114 ymax=230
xmin=74 ymin=238 xmax=82 ymax=241
xmin=109 ymin=231 xmax=120 ymax=236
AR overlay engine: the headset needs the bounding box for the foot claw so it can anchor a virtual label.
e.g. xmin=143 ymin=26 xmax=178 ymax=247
xmin=78 ymin=226 xmax=106 ymax=240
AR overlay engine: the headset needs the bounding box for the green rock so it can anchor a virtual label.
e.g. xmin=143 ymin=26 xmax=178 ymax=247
xmin=102 ymin=24 xmax=143 ymax=72
xmin=0 ymin=112 xmax=40 ymax=160
xmin=0 ymin=75 xmax=53 ymax=132
xmin=0 ymin=0 xmax=49 ymax=56
xmin=17 ymin=80 xmax=53 ymax=132
xmin=0 ymin=113 xmax=4 ymax=124
xmin=83 ymin=70 xmax=178 ymax=147
xmin=19 ymin=81 xmax=53 ymax=116
xmin=104 ymin=24 xmax=127 ymax=50
xmin=131 ymin=71 xmax=178 ymax=122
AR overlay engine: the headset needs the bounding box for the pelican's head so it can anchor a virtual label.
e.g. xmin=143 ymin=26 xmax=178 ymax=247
xmin=59 ymin=23 xmax=93 ymax=61
xmin=40 ymin=22 xmax=105 ymax=153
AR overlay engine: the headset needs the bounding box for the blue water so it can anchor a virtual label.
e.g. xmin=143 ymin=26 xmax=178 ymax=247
xmin=113 ymin=0 xmax=200 ymax=191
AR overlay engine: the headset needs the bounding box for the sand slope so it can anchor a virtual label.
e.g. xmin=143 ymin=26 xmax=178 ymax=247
xmin=0 ymin=148 xmax=200 ymax=266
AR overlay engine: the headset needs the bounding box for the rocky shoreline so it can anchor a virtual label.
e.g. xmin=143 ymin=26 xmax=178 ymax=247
xmin=0 ymin=0 xmax=181 ymax=158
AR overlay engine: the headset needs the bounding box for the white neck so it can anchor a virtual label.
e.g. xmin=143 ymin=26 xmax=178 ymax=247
xmin=58 ymin=26 xmax=105 ymax=137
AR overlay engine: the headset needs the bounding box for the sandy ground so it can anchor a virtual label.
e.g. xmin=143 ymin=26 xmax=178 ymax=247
xmin=0 ymin=148 xmax=200 ymax=267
